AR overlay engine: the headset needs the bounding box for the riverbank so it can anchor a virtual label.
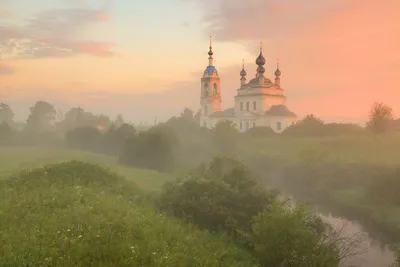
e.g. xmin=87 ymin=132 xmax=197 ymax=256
xmin=243 ymin=135 xmax=400 ymax=248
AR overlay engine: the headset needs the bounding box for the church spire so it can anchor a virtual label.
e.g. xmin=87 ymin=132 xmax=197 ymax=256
xmin=208 ymin=34 xmax=214 ymax=66
xmin=275 ymin=58 xmax=282 ymax=87
xmin=240 ymin=59 xmax=247 ymax=87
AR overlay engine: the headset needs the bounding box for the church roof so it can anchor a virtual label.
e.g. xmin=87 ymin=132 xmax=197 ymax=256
xmin=203 ymin=66 xmax=219 ymax=77
xmin=264 ymin=105 xmax=296 ymax=117
xmin=240 ymin=77 xmax=276 ymax=88
xmin=210 ymin=108 xmax=235 ymax=117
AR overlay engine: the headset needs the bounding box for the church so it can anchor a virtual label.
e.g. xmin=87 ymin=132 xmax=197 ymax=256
xmin=199 ymin=37 xmax=297 ymax=133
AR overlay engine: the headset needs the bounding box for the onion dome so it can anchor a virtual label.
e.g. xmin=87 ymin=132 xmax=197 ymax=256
xmin=240 ymin=59 xmax=247 ymax=76
xmin=257 ymin=65 xmax=265 ymax=74
xmin=275 ymin=59 xmax=281 ymax=76
xmin=256 ymin=41 xmax=266 ymax=66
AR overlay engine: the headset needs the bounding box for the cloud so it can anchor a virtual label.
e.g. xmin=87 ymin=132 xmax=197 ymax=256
xmin=0 ymin=62 xmax=14 ymax=75
xmin=0 ymin=6 xmax=114 ymax=59
xmin=192 ymin=0 xmax=400 ymax=119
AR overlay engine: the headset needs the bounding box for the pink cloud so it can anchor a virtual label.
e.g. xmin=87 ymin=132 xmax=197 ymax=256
xmin=0 ymin=7 xmax=115 ymax=59
xmin=195 ymin=0 xmax=400 ymax=120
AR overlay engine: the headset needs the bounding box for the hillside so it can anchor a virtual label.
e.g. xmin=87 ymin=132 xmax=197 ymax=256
xmin=0 ymin=147 xmax=174 ymax=191
xmin=0 ymin=161 xmax=257 ymax=267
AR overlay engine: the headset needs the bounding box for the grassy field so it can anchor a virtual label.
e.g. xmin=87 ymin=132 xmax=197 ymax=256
xmin=247 ymin=134 xmax=400 ymax=244
xmin=0 ymin=159 xmax=256 ymax=266
xmin=0 ymin=147 xmax=174 ymax=191
xmin=248 ymin=134 xmax=400 ymax=166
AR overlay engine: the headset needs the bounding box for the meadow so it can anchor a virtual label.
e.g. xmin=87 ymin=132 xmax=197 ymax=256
xmin=0 ymin=147 xmax=174 ymax=191
xmin=1 ymin=133 xmax=400 ymax=265
xmin=0 ymin=159 xmax=256 ymax=266
xmin=246 ymin=134 xmax=400 ymax=166
xmin=245 ymin=134 xmax=400 ymax=245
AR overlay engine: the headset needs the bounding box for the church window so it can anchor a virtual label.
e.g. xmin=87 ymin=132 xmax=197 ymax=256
xmin=213 ymin=83 xmax=218 ymax=94
xmin=246 ymin=102 xmax=249 ymax=110
xmin=204 ymin=83 xmax=208 ymax=97
xmin=240 ymin=102 xmax=243 ymax=111
xmin=253 ymin=101 xmax=256 ymax=110
xmin=204 ymin=105 xmax=208 ymax=116
xmin=277 ymin=121 xmax=282 ymax=131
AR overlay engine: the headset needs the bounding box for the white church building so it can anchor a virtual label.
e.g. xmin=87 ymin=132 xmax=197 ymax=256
xmin=199 ymin=37 xmax=297 ymax=133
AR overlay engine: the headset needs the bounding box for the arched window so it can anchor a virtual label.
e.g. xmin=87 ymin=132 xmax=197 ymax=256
xmin=204 ymin=83 xmax=208 ymax=97
xmin=213 ymin=83 xmax=218 ymax=94
xmin=277 ymin=121 xmax=282 ymax=131
xmin=246 ymin=102 xmax=249 ymax=110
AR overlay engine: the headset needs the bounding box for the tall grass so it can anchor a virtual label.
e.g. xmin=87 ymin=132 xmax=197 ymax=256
xmin=0 ymin=161 xmax=257 ymax=267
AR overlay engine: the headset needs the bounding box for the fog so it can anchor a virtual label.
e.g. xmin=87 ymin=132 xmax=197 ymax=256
xmin=1 ymin=0 xmax=399 ymax=266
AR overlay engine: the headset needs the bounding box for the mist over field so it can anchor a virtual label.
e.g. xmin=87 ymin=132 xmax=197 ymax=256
xmin=1 ymin=0 xmax=399 ymax=266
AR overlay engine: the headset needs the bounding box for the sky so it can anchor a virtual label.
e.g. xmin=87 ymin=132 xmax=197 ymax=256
xmin=0 ymin=0 xmax=399 ymax=124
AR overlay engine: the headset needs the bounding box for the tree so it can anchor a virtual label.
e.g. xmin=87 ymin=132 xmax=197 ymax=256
xmin=212 ymin=120 xmax=240 ymax=155
xmin=65 ymin=126 xmax=103 ymax=152
xmin=245 ymin=126 xmax=276 ymax=138
xmin=194 ymin=110 xmax=201 ymax=124
xmin=251 ymin=201 xmax=362 ymax=267
xmin=25 ymin=101 xmax=56 ymax=133
xmin=115 ymin=114 xmax=124 ymax=128
xmin=180 ymin=108 xmax=194 ymax=121
xmin=0 ymin=121 xmax=13 ymax=144
xmin=282 ymin=114 xmax=326 ymax=137
xmin=366 ymin=102 xmax=393 ymax=135
xmin=0 ymin=103 xmax=14 ymax=124
xmin=103 ymin=123 xmax=137 ymax=155
xmin=119 ymin=126 xmax=177 ymax=172
xmin=159 ymin=157 xmax=277 ymax=236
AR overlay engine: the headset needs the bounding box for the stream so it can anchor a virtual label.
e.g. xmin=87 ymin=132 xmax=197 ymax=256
xmin=285 ymin=194 xmax=396 ymax=267
xmin=319 ymin=210 xmax=395 ymax=267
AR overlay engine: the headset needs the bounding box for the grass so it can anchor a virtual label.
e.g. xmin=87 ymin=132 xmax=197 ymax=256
xmin=249 ymin=134 xmax=400 ymax=166
xmin=248 ymin=134 xmax=400 ymax=244
xmin=0 ymin=161 xmax=257 ymax=267
xmin=0 ymin=147 xmax=174 ymax=191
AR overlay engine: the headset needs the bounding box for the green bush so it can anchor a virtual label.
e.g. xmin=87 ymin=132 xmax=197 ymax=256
xmin=158 ymin=157 xmax=276 ymax=237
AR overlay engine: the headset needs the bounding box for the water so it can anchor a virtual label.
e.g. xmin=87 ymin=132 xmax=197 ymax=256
xmin=318 ymin=211 xmax=395 ymax=267
xmin=283 ymin=195 xmax=396 ymax=267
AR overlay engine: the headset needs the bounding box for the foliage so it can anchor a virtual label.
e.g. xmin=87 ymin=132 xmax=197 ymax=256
xmin=0 ymin=161 xmax=257 ymax=267
xmin=65 ymin=126 xmax=103 ymax=152
xmin=251 ymin=201 xmax=341 ymax=267
xmin=212 ymin=120 xmax=240 ymax=155
xmin=25 ymin=101 xmax=56 ymax=133
xmin=366 ymin=168 xmax=400 ymax=205
xmin=159 ymin=157 xmax=276 ymax=237
xmin=115 ymin=114 xmax=124 ymax=128
xmin=0 ymin=102 xmax=14 ymax=125
xmin=119 ymin=125 xmax=178 ymax=172
xmin=0 ymin=122 xmax=13 ymax=145
xmin=282 ymin=115 xmax=365 ymax=137
xmin=244 ymin=126 xmax=276 ymax=138
xmin=366 ymin=102 xmax=393 ymax=135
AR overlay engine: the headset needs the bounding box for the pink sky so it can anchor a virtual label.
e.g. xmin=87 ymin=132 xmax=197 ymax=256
xmin=0 ymin=0 xmax=399 ymax=124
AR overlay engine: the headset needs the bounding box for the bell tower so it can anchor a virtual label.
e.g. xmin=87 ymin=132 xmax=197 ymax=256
xmin=200 ymin=35 xmax=221 ymax=124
